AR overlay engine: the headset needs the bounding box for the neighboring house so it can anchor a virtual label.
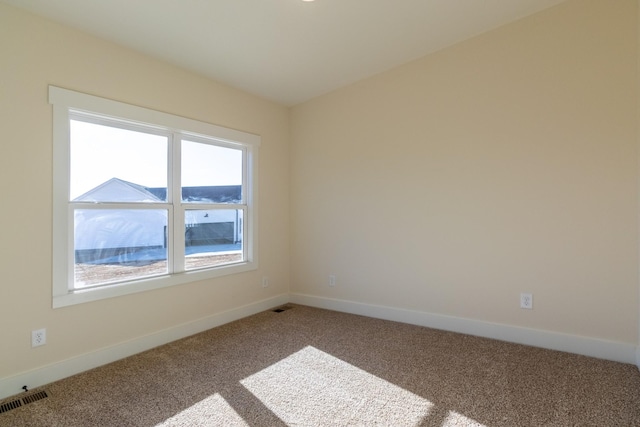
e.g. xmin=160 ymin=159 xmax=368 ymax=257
xmin=74 ymin=177 xmax=163 ymax=203
xmin=74 ymin=178 xmax=242 ymax=264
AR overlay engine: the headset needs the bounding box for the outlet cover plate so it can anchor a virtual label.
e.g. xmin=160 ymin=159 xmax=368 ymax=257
xmin=32 ymin=328 xmax=46 ymax=347
xmin=520 ymin=293 xmax=533 ymax=309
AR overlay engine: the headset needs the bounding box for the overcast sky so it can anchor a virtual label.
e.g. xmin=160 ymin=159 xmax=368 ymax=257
xmin=70 ymin=119 xmax=242 ymax=200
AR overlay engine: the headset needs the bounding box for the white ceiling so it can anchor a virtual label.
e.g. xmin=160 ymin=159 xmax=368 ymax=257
xmin=4 ymin=0 xmax=567 ymax=106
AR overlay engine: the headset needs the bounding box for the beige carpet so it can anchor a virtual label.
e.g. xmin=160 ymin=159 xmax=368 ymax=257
xmin=2 ymin=304 xmax=639 ymax=426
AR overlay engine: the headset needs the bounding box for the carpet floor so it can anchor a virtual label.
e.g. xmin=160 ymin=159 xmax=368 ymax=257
xmin=1 ymin=304 xmax=639 ymax=426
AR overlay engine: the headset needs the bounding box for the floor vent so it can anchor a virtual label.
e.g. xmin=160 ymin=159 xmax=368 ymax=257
xmin=23 ymin=391 xmax=49 ymax=405
xmin=0 ymin=391 xmax=49 ymax=414
xmin=0 ymin=399 xmax=22 ymax=414
xmin=272 ymin=305 xmax=293 ymax=313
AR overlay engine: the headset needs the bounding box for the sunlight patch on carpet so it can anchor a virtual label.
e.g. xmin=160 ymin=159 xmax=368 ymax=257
xmin=240 ymin=345 xmax=434 ymax=426
xmin=157 ymin=393 xmax=248 ymax=427
xmin=443 ymin=411 xmax=487 ymax=426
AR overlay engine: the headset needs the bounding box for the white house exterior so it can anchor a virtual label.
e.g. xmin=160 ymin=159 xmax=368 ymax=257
xmin=74 ymin=178 xmax=241 ymax=263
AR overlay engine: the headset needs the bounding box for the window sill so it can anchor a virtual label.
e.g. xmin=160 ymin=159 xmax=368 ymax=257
xmin=53 ymin=261 xmax=257 ymax=308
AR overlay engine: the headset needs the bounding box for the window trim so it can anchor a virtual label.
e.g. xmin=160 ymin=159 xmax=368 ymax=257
xmin=50 ymin=86 xmax=260 ymax=308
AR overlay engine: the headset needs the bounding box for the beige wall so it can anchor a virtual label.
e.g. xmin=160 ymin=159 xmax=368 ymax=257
xmin=0 ymin=3 xmax=289 ymax=381
xmin=291 ymin=0 xmax=639 ymax=345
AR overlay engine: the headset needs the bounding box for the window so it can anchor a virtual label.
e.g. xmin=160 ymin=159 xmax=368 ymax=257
xmin=50 ymin=86 xmax=259 ymax=307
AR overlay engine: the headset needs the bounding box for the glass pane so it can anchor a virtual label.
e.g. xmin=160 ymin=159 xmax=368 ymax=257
xmin=74 ymin=209 xmax=168 ymax=288
xmin=184 ymin=209 xmax=243 ymax=270
xmin=181 ymin=140 xmax=242 ymax=203
xmin=70 ymin=119 xmax=168 ymax=202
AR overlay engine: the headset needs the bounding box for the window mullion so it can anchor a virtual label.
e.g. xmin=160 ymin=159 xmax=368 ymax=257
xmin=183 ymin=203 xmax=246 ymax=210
xmin=171 ymin=134 xmax=185 ymax=273
xmin=70 ymin=202 xmax=172 ymax=210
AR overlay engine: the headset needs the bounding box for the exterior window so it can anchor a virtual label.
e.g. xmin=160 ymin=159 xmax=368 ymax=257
xmin=50 ymin=86 xmax=259 ymax=307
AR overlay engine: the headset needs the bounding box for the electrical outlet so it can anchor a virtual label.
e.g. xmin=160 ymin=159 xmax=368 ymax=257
xmin=520 ymin=293 xmax=533 ymax=309
xmin=329 ymin=275 xmax=336 ymax=287
xmin=32 ymin=329 xmax=46 ymax=347
xmin=261 ymin=276 xmax=269 ymax=288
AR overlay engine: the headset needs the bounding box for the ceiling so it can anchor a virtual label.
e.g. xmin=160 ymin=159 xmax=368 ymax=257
xmin=3 ymin=0 xmax=567 ymax=106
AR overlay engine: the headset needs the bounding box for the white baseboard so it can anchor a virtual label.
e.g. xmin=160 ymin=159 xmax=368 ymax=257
xmin=2 ymin=292 xmax=636 ymax=401
xmin=290 ymin=293 xmax=638 ymax=366
xmin=0 ymin=294 xmax=289 ymax=401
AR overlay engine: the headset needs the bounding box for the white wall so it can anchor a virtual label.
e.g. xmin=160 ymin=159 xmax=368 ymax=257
xmin=290 ymin=0 xmax=639 ymax=361
xmin=0 ymin=2 xmax=290 ymax=398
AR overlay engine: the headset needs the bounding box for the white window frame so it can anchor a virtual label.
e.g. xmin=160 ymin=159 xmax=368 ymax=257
xmin=50 ymin=86 xmax=260 ymax=308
